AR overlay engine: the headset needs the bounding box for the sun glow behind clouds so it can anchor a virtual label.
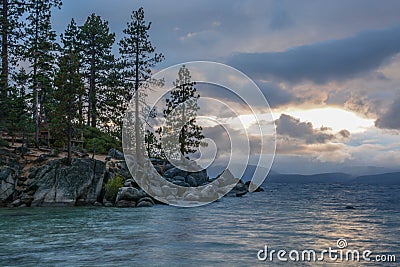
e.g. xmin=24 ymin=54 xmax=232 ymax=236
xmin=274 ymin=107 xmax=375 ymax=133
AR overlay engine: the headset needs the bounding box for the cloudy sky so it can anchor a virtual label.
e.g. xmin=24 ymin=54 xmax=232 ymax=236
xmin=53 ymin=0 xmax=400 ymax=174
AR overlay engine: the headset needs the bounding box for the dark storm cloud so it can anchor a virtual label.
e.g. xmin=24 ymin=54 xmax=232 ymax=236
xmin=227 ymin=26 xmax=400 ymax=84
xmin=276 ymin=114 xmax=350 ymax=144
xmin=375 ymin=97 xmax=400 ymax=130
xmin=256 ymin=81 xmax=294 ymax=108
xmin=53 ymin=1 xmax=400 ymax=72
xmin=196 ymin=81 xmax=295 ymax=109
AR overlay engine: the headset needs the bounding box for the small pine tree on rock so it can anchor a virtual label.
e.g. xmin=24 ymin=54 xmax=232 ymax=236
xmin=162 ymin=65 xmax=205 ymax=161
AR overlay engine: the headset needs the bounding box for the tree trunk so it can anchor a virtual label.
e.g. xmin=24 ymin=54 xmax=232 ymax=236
xmin=67 ymin=110 xmax=72 ymax=165
xmin=88 ymin=49 xmax=96 ymax=127
xmin=180 ymin=85 xmax=187 ymax=160
xmin=78 ymin=67 xmax=83 ymax=126
xmin=87 ymin=85 xmax=91 ymax=127
xmin=91 ymin=86 xmax=96 ymax=128
xmin=39 ymin=89 xmax=46 ymax=123
xmin=180 ymin=125 xmax=186 ymax=160
xmin=134 ymin=38 xmax=142 ymax=164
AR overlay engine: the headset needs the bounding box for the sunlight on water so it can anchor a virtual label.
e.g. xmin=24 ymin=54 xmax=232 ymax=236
xmin=0 ymin=184 xmax=399 ymax=266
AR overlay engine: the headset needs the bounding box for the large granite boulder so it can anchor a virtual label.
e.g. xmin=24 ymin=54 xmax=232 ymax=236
xmin=185 ymin=175 xmax=197 ymax=187
xmin=164 ymin=166 xmax=209 ymax=187
xmin=0 ymin=149 xmax=22 ymax=205
xmin=0 ymin=166 xmax=18 ymax=203
xmin=189 ymin=170 xmax=208 ymax=185
xmin=115 ymin=186 xmax=153 ymax=208
xmin=163 ymin=167 xmax=188 ymax=179
xmin=30 ymin=158 xmax=106 ymax=207
xmin=115 ymin=187 xmax=146 ymax=202
xmin=136 ymin=197 xmax=154 ymax=207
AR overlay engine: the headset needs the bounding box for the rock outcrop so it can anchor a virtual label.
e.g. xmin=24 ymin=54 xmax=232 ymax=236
xmin=0 ymin=166 xmax=18 ymax=204
xmin=29 ymin=158 xmax=106 ymax=207
xmin=1 ymin=147 xmax=263 ymax=208
xmin=114 ymin=186 xmax=155 ymax=208
xmin=0 ymin=149 xmax=23 ymax=206
xmin=104 ymin=158 xmax=157 ymax=208
xmin=150 ymin=158 xmax=209 ymax=187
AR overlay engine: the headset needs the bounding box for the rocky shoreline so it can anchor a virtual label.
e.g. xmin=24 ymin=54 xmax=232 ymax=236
xmin=0 ymin=148 xmax=262 ymax=208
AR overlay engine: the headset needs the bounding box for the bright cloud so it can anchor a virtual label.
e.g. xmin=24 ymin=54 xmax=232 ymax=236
xmin=274 ymin=108 xmax=375 ymax=133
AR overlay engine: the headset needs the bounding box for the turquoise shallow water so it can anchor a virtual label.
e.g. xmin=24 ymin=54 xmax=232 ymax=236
xmin=0 ymin=183 xmax=399 ymax=266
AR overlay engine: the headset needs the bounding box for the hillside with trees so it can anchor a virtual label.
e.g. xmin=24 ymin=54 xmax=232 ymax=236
xmin=0 ymin=2 xmax=176 ymax=165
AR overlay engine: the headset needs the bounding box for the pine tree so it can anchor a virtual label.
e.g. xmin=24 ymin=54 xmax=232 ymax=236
xmin=162 ymin=65 xmax=205 ymax=160
xmin=61 ymin=18 xmax=85 ymax=125
xmin=145 ymin=127 xmax=163 ymax=158
xmin=0 ymin=0 xmax=26 ymax=126
xmin=101 ymin=66 xmax=130 ymax=138
xmin=79 ymin=13 xmax=115 ymax=129
xmin=52 ymin=51 xmax=83 ymax=165
xmin=7 ymin=67 xmax=31 ymax=142
xmin=24 ymin=0 xmax=62 ymax=147
xmin=61 ymin=18 xmax=80 ymax=52
xmin=118 ymin=7 xmax=164 ymax=162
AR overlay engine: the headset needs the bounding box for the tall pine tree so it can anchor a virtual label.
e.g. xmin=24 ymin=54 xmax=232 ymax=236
xmin=61 ymin=18 xmax=85 ymax=126
xmin=61 ymin=18 xmax=80 ymax=52
xmin=0 ymin=0 xmax=26 ymax=126
xmin=79 ymin=13 xmax=115 ymax=129
xmin=119 ymin=7 xmax=164 ymax=162
xmin=7 ymin=67 xmax=31 ymax=141
xmin=25 ymin=0 xmax=61 ymax=146
xmin=52 ymin=51 xmax=83 ymax=165
xmin=162 ymin=65 xmax=205 ymax=160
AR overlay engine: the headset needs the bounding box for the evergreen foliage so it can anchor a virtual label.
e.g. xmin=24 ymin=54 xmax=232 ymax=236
xmin=119 ymin=7 xmax=164 ymax=162
xmin=162 ymin=66 xmax=205 ymax=160
xmin=0 ymin=4 xmax=204 ymax=166
xmin=52 ymin=51 xmax=83 ymax=164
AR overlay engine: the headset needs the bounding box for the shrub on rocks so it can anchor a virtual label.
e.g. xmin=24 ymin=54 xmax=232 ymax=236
xmin=104 ymin=175 xmax=124 ymax=201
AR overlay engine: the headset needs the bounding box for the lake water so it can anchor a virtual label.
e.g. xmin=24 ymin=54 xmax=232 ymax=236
xmin=1 ymin=183 xmax=399 ymax=266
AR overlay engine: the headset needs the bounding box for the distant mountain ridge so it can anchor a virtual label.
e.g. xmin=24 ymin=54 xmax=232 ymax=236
xmin=338 ymin=166 xmax=399 ymax=177
xmin=208 ymin=164 xmax=400 ymax=185
xmin=266 ymin=172 xmax=353 ymax=184
xmin=265 ymin=171 xmax=400 ymax=185
xmin=352 ymin=172 xmax=400 ymax=185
